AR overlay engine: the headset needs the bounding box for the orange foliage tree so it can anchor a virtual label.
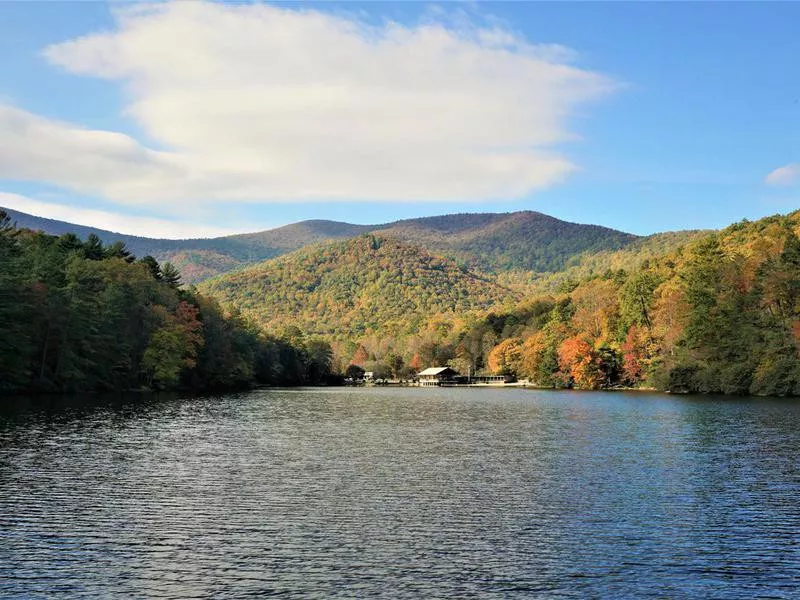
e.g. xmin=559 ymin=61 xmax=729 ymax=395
xmin=488 ymin=338 xmax=523 ymax=376
xmin=557 ymin=336 xmax=603 ymax=389
xmin=519 ymin=324 xmax=565 ymax=386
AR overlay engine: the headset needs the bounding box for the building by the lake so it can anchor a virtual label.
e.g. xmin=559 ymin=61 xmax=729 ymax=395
xmin=417 ymin=367 xmax=459 ymax=386
xmin=417 ymin=367 xmax=510 ymax=387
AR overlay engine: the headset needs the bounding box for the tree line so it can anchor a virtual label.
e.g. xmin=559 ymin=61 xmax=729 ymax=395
xmin=0 ymin=211 xmax=333 ymax=394
xmin=5 ymin=208 xmax=800 ymax=396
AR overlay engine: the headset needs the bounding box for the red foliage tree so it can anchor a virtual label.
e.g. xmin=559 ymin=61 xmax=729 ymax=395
xmin=621 ymin=326 xmax=644 ymax=385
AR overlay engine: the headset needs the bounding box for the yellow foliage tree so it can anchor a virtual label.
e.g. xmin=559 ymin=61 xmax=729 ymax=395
xmin=570 ymin=278 xmax=620 ymax=346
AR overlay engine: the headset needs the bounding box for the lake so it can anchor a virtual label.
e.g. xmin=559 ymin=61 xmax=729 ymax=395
xmin=1 ymin=388 xmax=799 ymax=598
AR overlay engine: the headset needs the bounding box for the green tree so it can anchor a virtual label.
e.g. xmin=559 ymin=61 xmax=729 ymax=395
xmin=104 ymin=240 xmax=135 ymax=263
xmin=619 ymin=271 xmax=660 ymax=334
xmin=139 ymin=255 xmax=162 ymax=280
xmin=305 ymin=338 xmax=333 ymax=383
xmin=142 ymin=302 xmax=203 ymax=389
xmin=160 ymin=262 xmax=182 ymax=288
xmin=0 ymin=211 xmax=33 ymax=389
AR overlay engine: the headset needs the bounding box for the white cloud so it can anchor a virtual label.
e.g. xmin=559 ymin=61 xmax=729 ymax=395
xmin=0 ymin=106 xmax=189 ymax=207
xmin=2 ymin=2 xmax=614 ymax=206
xmin=0 ymin=193 xmax=247 ymax=239
xmin=765 ymin=163 xmax=800 ymax=187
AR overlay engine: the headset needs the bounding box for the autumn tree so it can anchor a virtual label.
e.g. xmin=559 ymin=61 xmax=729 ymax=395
xmin=519 ymin=326 xmax=564 ymax=386
xmin=620 ymin=326 xmax=647 ymax=385
xmin=351 ymin=344 xmax=369 ymax=367
xmin=488 ymin=338 xmax=523 ymax=377
xmin=571 ymin=278 xmax=619 ymax=346
xmin=557 ymin=336 xmax=603 ymax=389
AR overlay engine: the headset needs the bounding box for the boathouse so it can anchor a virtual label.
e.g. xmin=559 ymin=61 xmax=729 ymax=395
xmin=468 ymin=375 xmax=511 ymax=384
xmin=417 ymin=367 xmax=459 ymax=387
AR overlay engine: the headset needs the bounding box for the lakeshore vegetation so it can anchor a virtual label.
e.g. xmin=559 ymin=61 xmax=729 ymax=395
xmin=3 ymin=208 xmax=800 ymax=396
xmin=0 ymin=210 xmax=334 ymax=394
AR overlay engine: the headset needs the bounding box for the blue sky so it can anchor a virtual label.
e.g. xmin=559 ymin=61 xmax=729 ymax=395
xmin=0 ymin=1 xmax=798 ymax=238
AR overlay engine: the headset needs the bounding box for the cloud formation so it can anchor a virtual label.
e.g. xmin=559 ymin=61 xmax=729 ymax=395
xmin=765 ymin=163 xmax=800 ymax=187
xmin=2 ymin=2 xmax=613 ymax=205
xmin=0 ymin=106 xmax=187 ymax=207
xmin=0 ymin=193 xmax=246 ymax=238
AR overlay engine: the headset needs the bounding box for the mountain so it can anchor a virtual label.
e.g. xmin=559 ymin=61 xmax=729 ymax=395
xmin=195 ymin=221 xmax=704 ymax=343
xmin=151 ymin=221 xmax=372 ymax=281
xmin=1 ymin=208 xmax=368 ymax=282
xmin=198 ymin=234 xmax=520 ymax=337
xmin=2 ymin=207 xmax=641 ymax=282
xmin=373 ymin=211 xmax=637 ymax=273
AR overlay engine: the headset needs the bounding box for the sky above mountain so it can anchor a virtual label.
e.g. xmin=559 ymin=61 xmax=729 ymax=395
xmin=0 ymin=1 xmax=798 ymax=238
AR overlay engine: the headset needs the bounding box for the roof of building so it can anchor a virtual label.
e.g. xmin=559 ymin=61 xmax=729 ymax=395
xmin=417 ymin=367 xmax=457 ymax=376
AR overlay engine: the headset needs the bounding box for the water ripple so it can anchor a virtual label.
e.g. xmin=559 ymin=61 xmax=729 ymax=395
xmin=1 ymin=388 xmax=799 ymax=598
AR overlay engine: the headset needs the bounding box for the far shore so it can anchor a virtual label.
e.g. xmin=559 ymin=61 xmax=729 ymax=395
xmin=353 ymin=380 xmax=661 ymax=392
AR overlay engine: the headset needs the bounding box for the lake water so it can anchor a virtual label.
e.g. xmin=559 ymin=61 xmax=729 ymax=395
xmin=1 ymin=388 xmax=799 ymax=598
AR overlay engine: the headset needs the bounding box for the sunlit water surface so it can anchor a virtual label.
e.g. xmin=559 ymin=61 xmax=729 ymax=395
xmin=1 ymin=388 xmax=799 ymax=598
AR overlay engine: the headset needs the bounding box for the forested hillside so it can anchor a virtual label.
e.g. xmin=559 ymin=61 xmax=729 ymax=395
xmin=487 ymin=212 xmax=800 ymax=395
xmin=0 ymin=211 xmax=334 ymax=394
xmin=304 ymin=212 xmax=800 ymax=395
xmin=374 ymin=211 xmax=637 ymax=273
xmin=199 ymin=234 xmax=520 ymax=338
xmin=497 ymin=228 xmax=709 ymax=295
xmin=3 ymin=208 xmax=641 ymax=282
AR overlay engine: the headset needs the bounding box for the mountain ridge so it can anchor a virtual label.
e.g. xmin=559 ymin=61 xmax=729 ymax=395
xmin=2 ymin=206 xmax=640 ymax=282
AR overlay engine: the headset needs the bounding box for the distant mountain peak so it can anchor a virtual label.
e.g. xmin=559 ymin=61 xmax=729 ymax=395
xmin=3 ymin=205 xmax=639 ymax=282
